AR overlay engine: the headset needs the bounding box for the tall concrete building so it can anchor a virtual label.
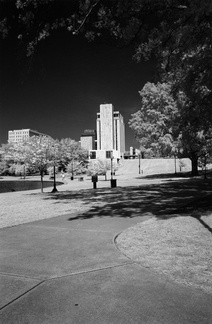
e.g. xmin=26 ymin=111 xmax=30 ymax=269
xmin=8 ymin=129 xmax=49 ymax=143
xmin=80 ymin=129 xmax=97 ymax=151
xmin=89 ymin=103 xmax=125 ymax=159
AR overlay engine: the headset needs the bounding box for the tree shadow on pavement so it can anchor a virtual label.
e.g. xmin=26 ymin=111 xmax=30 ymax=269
xmin=40 ymin=177 xmax=212 ymax=233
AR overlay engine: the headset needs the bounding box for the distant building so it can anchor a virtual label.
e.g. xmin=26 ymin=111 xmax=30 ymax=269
xmin=89 ymin=103 xmax=125 ymax=160
xmin=8 ymin=129 xmax=50 ymax=143
xmin=124 ymin=147 xmax=141 ymax=159
xmin=80 ymin=129 xmax=97 ymax=151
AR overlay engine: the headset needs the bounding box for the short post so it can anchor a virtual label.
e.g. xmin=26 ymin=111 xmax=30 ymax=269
xmin=110 ymin=151 xmax=117 ymax=188
xmin=92 ymin=175 xmax=98 ymax=189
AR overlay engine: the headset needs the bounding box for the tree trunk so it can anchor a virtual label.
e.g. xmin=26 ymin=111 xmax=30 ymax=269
xmin=40 ymin=171 xmax=44 ymax=193
xmin=190 ymin=155 xmax=199 ymax=176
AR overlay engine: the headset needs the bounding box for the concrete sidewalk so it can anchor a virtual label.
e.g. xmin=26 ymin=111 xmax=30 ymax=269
xmin=0 ymin=213 xmax=212 ymax=323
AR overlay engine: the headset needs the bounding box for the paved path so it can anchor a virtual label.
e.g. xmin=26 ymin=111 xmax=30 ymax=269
xmin=1 ymin=213 xmax=212 ymax=323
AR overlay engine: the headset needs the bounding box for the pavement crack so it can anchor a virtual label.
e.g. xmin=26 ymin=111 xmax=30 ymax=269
xmin=0 ymin=271 xmax=42 ymax=281
xmin=46 ymin=262 xmax=134 ymax=281
xmin=0 ymin=280 xmax=45 ymax=312
xmin=0 ymin=263 xmax=135 ymax=312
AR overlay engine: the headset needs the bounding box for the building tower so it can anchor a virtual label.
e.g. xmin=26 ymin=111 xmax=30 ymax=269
xmin=93 ymin=103 xmax=125 ymax=159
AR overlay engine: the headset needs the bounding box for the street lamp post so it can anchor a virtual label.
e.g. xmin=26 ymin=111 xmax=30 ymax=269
xmin=71 ymin=160 xmax=74 ymax=180
xmin=138 ymin=154 xmax=141 ymax=174
xmin=111 ymin=152 xmax=113 ymax=180
xmin=51 ymin=164 xmax=58 ymax=193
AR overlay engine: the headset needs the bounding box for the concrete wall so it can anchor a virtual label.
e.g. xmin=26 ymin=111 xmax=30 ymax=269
xmin=80 ymin=136 xmax=94 ymax=151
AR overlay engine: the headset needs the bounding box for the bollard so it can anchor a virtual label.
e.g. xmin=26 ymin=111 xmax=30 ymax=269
xmin=110 ymin=179 xmax=117 ymax=188
xmin=92 ymin=175 xmax=98 ymax=189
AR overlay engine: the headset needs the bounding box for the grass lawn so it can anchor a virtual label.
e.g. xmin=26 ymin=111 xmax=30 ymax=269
xmin=116 ymin=215 xmax=212 ymax=294
xmin=114 ymin=170 xmax=212 ymax=294
xmin=116 ymin=160 xmax=212 ymax=294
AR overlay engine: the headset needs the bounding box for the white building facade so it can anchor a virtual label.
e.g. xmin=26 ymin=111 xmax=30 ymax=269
xmin=80 ymin=129 xmax=96 ymax=151
xmin=8 ymin=129 xmax=49 ymax=143
xmin=90 ymin=103 xmax=125 ymax=160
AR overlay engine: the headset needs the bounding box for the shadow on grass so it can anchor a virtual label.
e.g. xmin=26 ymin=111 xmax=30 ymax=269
xmin=138 ymin=172 xmax=191 ymax=180
xmin=37 ymin=176 xmax=212 ymax=234
xmin=139 ymin=169 xmax=212 ymax=180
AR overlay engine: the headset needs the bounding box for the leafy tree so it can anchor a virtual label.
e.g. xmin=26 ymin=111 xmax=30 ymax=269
xmin=198 ymin=152 xmax=212 ymax=179
xmin=2 ymin=2 xmax=210 ymax=108
xmin=47 ymin=165 xmax=58 ymax=177
xmin=1 ymin=1 xmax=212 ymax=100
xmin=175 ymin=90 xmax=212 ymax=175
xmin=1 ymin=136 xmax=56 ymax=192
xmin=0 ymin=136 xmax=88 ymax=190
xmin=87 ymin=158 xmax=118 ymax=180
xmin=66 ymin=161 xmax=87 ymax=177
xmin=129 ymin=82 xmax=212 ymax=175
xmin=8 ymin=164 xmax=17 ymax=176
xmin=1 ymin=1 xmax=211 ymax=65
xmin=1 ymin=141 xmax=29 ymax=177
xmin=8 ymin=163 xmax=27 ymax=177
xmin=87 ymin=158 xmax=110 ymax=179
xmin=197 ymin=132 xmax=212 ymax=177
xmin=1 ymin=142 xmax=17 ymax=162
xmin=1 ymin=1 xmax=211 ymax=108
xmin=129 ymin=82 xmax=178 ymax=158
xmin=0 ymin=142 xmax=15 ymax=175
xmin=23 ymin=136 xmax=58 ymax=192
xmin=59 ymin=138 xmax=88 ymax=171
xmin=0 ymin=160 xmax=10 ymax=176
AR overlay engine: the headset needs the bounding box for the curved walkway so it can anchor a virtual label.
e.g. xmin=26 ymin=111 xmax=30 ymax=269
xmin=1 ymin=212 xmax=212 ymax=323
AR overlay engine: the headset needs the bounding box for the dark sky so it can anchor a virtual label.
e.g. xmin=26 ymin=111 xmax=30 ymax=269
xmin=0 ymin=26 xmax=155 ymax=150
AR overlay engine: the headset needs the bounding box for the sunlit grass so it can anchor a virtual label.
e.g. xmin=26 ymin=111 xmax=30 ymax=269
xmin=116 ymin=216 xmax=212 ymax=294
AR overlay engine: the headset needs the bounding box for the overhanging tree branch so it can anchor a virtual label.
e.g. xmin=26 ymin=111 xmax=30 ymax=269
xmin=73 ymin=0 xmax=101 ymax=35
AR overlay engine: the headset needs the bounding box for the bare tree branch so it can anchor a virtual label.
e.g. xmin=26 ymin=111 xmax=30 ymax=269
xmin=73 ymin=0 xmax=101 ymax=35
